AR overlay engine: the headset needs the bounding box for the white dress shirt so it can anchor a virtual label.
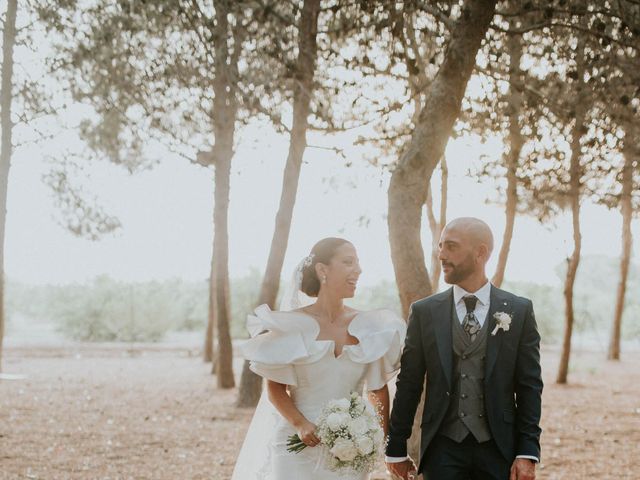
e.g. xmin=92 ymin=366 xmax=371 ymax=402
xmin=386 ymin=282 xmax=539 ymax=464
xmin=453 ymin=282 xmax=491 ymax=327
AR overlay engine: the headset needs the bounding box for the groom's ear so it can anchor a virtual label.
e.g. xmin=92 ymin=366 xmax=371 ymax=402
xmin=477 ymin=243 xmax=490 ymax=263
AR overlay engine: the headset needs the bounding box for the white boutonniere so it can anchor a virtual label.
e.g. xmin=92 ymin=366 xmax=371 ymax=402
xmin=491 ymin=312 xmax=512 ymax=336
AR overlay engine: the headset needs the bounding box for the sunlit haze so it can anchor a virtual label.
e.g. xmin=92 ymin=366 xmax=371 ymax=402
xmin=7 ymin=119 xmax=637 ymax=288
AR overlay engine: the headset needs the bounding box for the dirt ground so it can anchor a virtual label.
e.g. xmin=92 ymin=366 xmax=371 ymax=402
xmin=1 ymin=345 xmax=639 ymax=480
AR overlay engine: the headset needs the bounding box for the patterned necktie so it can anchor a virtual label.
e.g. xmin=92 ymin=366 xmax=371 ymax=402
xmin=462 ymin=295 xmax=481 ymax=342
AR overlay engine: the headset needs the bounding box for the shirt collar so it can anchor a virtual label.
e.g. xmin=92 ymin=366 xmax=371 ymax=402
xmin=453 ymin=281 xmax=492 ymax=306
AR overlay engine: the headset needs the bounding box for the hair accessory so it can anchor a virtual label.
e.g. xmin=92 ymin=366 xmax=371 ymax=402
xmin=302 ymin=253 xmax=315 ymax=268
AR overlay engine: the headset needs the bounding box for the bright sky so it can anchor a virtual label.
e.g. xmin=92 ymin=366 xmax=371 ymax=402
xmin=6 ymin=116 xmax=639 ymax=288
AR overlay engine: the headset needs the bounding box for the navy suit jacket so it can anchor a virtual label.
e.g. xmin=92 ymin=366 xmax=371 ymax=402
xmin=386 ymin=285 xmax=543 ymax=472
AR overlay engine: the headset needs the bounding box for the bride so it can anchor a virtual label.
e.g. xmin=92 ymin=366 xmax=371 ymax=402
xmin=232 ymin=237 xmax=406 ymax=480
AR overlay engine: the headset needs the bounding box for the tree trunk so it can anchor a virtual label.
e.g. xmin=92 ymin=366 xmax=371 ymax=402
xmin=556 ymin=167 xmax=581 ymax=384
xmin=212 ymin=147 xmax=234 ymax=388
xmin=388 ymin=0 xmax=497 ymax=318
xmin=556 ymin=40 xmax=586 ymax=384
xmin=209 ymin=0 xmax=240 ymax=389
xmin=236 ymin=0 xmax=321 ymax=408
xmin=426 ymin=157 xmax=447 ymax=290
xmin=203 ymin=312 xmax=215 ymax=362
xmin=0 ymin=0 xmax=18 ymax=372
xmin=426 ymin=185 xmax=438 ymax=284
xmin=608 ymin=136 xmax=634 ymax=360
xmin=492 ymin=32 xmax=523 ymax=288
xmin=204 ymin=223 xmax=216 ymax=363
xmin=438 ymin=156 xmax=448 ymax=275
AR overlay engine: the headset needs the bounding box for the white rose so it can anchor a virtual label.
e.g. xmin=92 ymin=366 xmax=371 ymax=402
xmin=330 ymin=438 xmax=358 ymax=462
xmin=348 ymin=417 xmax=369 ymax=436
xmin=326 ymin=412 xmax=349 ymax=431
xmin=335 ymin=398 xmax=351 ymax=411
xmin=365 ymin=412 xmax=378 ymax=428
xmin=491 ymin=312 xmax=512 ymax=335
xmin=355 ymin=436 xmax=374 ymax=455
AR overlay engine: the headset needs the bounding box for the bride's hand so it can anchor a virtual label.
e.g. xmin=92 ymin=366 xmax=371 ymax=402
xmin=296 ymin=420 xmax=320 ymax=447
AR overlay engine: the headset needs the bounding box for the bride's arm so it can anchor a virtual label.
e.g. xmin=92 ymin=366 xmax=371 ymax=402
xmin=368 ymin=384 xmax=390 ymax=436
xmin=267 ymin=380 xmax=320 ymax=447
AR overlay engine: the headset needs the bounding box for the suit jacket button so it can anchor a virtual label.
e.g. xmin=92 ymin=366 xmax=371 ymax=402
xmin=478 ymin=414 xmax=484 ymax=418
xmin=461 ymin=374 xmax=468 ymax=379
xmin=461 ymin=394 xmax=468 ymax=399
xmin=462 ymin=355 xmax=468 ymax=360
xmin=459 ymin=412 xmax=466 ymax=418
xmin=446 ymin=391 xmax=450 ymax=396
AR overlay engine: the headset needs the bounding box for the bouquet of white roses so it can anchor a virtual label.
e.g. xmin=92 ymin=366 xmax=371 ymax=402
xmin=286 ymin=392 xmax=385 ymax=474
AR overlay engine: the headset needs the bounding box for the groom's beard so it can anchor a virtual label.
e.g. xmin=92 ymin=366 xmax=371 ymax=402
xmin=442 ymin=255 xmax=475 ymax=284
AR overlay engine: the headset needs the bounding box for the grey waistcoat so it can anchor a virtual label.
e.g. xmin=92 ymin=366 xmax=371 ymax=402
xmin=439 ymin=306 xmax=492 ymax=443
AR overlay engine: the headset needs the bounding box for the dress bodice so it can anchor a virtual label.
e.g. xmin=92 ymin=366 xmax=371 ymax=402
xmin=241 ymin=305 xmax=407 ymax=421
xmin=288 ymin=349 xmax=368 ymax=421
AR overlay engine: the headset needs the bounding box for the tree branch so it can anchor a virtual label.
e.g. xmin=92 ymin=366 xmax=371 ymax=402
xmin=491 ymin=21 xmax=640 ymax=50
xmin=417 ymin=3 xmax=454 ymax=30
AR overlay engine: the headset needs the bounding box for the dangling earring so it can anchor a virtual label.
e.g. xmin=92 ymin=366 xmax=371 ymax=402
xmin=321 ymin=276 xmax=327 ymax=284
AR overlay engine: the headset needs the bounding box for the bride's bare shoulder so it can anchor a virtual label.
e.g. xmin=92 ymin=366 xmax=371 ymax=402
xmin=290 ymin=306 xmax=314 ymax=316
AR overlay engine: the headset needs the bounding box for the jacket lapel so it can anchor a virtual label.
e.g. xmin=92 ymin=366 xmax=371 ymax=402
xmin=434 ymin=288 xmax=454 ymax=390
xmin=485 ymin=285 xmax=509 ymax=380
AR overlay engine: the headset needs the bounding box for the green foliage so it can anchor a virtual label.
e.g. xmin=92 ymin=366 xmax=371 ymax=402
xmin=6 ymin=270 xmax=269 ymax=342
xmin=52 ymin=276 xmax=187 ymax=342
xmin=560 ymin=255 xmax=640 ymax=338
xmin=505 ymin=255 xmax=640 ymax=344
xmin=349 ymin=280 xmax=402 ymax=314
xmin=229 ymin=268 xmax=263 ymax=339
xmin=7 ymin=276 xmax=206 ymax=342
xmin=6 ymin=255 xmax=640 ymax=344
xmin=502 ymin=280 xmax=563 ymax=344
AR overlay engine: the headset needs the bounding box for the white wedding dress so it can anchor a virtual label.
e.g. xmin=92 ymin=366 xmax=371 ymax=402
xmin=232 ymin=304 xmax=406 ymax=480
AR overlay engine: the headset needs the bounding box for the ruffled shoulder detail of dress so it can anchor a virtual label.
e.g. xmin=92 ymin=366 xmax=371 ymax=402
xmin=344 ymin=309 xmax=406 ymax=367
xmin=240 ymin=304 xmax=332 ymax=367
xmin=240 ymin=305 xmax=407 ymax=385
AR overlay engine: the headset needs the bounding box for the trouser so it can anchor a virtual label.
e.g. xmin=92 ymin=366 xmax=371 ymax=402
xmin=422 ymin=434 xmax=511 ymax=480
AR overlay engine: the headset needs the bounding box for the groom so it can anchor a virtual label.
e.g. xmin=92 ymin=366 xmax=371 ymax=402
xmin=385 ymin=217 xmax=542 ymax=480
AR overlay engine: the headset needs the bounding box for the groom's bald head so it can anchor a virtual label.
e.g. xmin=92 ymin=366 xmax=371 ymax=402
xmin=439 ymin=217 xmax=494 ymax=285
xmin=444 ymin=217 xmax=494 ymax=258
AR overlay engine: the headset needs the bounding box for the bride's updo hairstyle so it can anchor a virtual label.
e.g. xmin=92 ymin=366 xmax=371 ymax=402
xmin=300 ymin=237 xmax=351 ymax=297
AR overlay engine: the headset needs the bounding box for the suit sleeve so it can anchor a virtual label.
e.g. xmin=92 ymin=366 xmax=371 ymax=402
xmin=386 ymin=304 xmax=427 ymax=457
xmin=514 ymin=300 xmax=543 ymax=460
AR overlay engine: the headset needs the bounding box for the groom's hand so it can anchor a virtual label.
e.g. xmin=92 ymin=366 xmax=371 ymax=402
xmin=510 ymin=458 xmax=536 ymax=480
xmin=386 ymin=458 xmax=417 ymax=480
